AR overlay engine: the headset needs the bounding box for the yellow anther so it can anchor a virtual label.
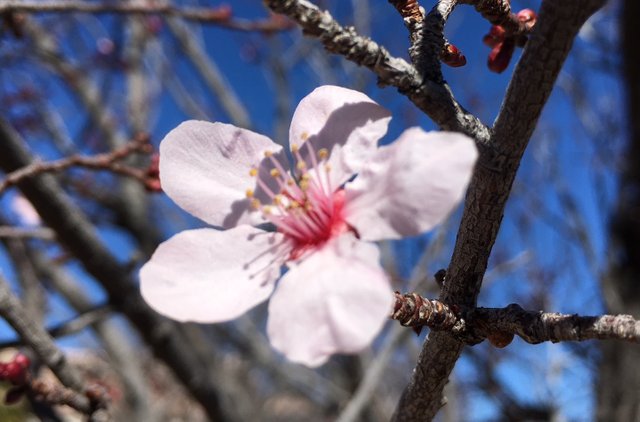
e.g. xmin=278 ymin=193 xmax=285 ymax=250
xmin=318 ymin=148 xmax=329 ymax=160
xmin=250 ymin=198 xmax=261 ymax=209
xmin=270 ymin=168 xmax=281 ymax=178
xmin=264 ymin=150 xmax=273 ymax=158
xmin=249 ymin=168 xmax=258 ymax=177
xmin=273 ymin=195 xmax=282 ymax=205
xmin=301 ymin=131 xmax=309 ymax=141
xmin=301 ymin=173 xmax=311 ymax=180
xmin=289 ymin=201 xmax=300 ymax=209
xmin=296 ymin=161 xmax=307 ymax=170
xmin=291 ymin=144 xmax=299 ymax=153
xmin=286 ymin=179 xmax=295 ymax=186
xmin=300 ymin=179 xmax=309 ymax=191
xmin=263 ymin=206 xmax=272 ymax=215
xmin=245 ymin=189 xmax=254 ymax=198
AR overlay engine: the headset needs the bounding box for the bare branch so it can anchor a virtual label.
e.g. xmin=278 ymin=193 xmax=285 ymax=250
xmin=461 ymin=0 xmax=534 ymax=37
xmin=393 ymin=0 xmax=607 ymax=419
xmin=0 ymin=305 xmax=111 ymax=349
xmin=0 ymin=134 xmax=153 ymax=195
xmin=264 ymin=0 xmax=490 ymax=142
xmin=165 ymin=17 xmax=252 ymax=128
xmin=0 ymin=273 xmax=84 ymax=391
xmin=392 ymin=292 xmax=640 ymax=344
xmin=0 ymin=0 xmax=292 ymax=32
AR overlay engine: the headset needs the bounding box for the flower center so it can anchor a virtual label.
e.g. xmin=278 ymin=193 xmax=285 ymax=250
xmin=245 ymin=136 xmax=348 ymax=259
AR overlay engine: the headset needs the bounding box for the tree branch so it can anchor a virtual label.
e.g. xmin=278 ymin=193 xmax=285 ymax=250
xmin=263 ymin=0 xmax=490 ymax=143
xmin=0 ymin=304 xmax=111 ymax=349
xmin=461 ymin=0 xmax=534 ymax=37
xmin=393 ymin=0 xmax=607 ymax=419
xmin=0 ymin=0 xmax=292 ymax=32
xmin=0 ymin=134 xmax=153 ymax=195
xmin=392 ymin=292 xmax=640 ymax=345
xmin=0 ymin=273 xmax=84 ymax=391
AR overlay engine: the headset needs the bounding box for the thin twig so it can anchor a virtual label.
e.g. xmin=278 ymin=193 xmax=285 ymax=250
xmin=0 ymin=226 xmax=56 ymax=240
xmin=264 ymin=0 xmax=490 ymax=142
xmin=0 ymin=304 xmax=112 ymax=349
xmin=0 ymin=134 xmax=152 ymax=195
xmin=0 ymin=0 xmax=293 ymax=32
xmin=166 ymin=16 xmax=252 ymax=128
xmin=0 ymin=273 xmax=84 ymax=391
xmin=461 ymin=0 xmax=535 ymax=37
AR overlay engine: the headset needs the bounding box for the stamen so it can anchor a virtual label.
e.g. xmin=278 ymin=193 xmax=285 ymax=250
xmin=249 ymin=168 xmax=258 ymax=177
xmin=245 ymin=189 xmax=254 ymax=198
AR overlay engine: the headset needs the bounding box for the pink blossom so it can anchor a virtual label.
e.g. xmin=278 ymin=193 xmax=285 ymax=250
xmin=11 ymin=195 xmax=41 ymax=226
xmin=140 ymin=85 xmax=478 ymax=367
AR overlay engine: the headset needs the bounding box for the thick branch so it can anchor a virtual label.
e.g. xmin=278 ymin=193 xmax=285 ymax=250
xmin=394 ymin=0 xmax=607 ymax=420
xmin=264 ymin=0 xmax=490 ymax=142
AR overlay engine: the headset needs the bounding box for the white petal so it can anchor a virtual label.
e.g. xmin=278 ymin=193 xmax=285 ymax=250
xmin=344 ymin=128 xmax=478 ymax=241
xmin=160 ymin=121 xmax=286 ymax=228
xmin=267 ymin=234 xmax=393 ymax=367
xmin=140 ymin=226 xmax=289 ymax=323
xmin=289 ymin=85 xmax=391 ymax=189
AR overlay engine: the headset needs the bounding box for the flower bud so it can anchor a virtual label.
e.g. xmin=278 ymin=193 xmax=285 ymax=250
xmin=441 ymin=43 xmax=467 ymax=67
xmin=4 ymin=362 xmax=27 ymax=385
xmin=13 ymin=354 xmax=30 ymax=369
xmin=516 ymin=9 xmax=537 ymax=31
xmin=483 ymin=25 xmax=506 ymax=48
xmin=487 ymin=38 xmax=515 ymax=73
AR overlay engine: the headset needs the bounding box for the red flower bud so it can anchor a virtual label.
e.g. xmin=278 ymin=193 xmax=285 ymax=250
xmin=144 ymin=178 xmax=162 ymax=193
xmin=487 ymin=38 xmax=515 ymax=73
xmin=13 ymin=354 xmax=30 ymax=369
xmin=516 ymin=9 xmax=537 ymax=31
xmin=4 ymin=362 xmax=27 ymax=385
xmin=441 ymin=43 xmax=467 ymax=68
xmin=483 ymin=25 xmax=506 ymax=48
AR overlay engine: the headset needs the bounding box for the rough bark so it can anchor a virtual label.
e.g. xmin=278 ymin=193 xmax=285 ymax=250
xmin=393 ymin=1 xmax=606 ymax=419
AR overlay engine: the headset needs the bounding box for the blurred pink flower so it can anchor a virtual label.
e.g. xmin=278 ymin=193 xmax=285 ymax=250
xmin=140 ymin=85 xmax=478 ymax=366
xmin=11 ymin=195 xmax=41 ymax=226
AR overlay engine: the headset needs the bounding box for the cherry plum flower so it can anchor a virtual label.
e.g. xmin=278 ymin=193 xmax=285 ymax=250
xmin=140 ymin=85 xmax=478 ymax=367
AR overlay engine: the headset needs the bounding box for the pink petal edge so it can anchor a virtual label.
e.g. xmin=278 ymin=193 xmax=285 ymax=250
xmin=140 ymin=226 xmax=289 ymax=323
xmin=267 ymin=233 xmax=393 ymax=367
xmin=289 ymin=85 xmax=392 ymax=189
xmin=344 ymin=128 xmax=478 ymax=241
xmin=159 ymin=121 xmax=287 ymax=228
